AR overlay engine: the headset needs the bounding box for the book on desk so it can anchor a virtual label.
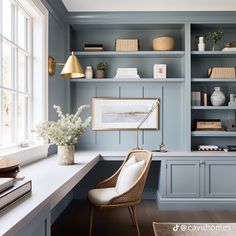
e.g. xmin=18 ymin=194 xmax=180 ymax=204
xmin=0 ymin=179 xmax=32 ymax=211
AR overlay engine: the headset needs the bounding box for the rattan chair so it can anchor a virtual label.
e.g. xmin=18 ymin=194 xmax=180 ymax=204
xmin=88 ymin=149 xmax=152 ymax=236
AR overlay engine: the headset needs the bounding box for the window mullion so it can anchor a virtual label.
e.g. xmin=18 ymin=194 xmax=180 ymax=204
xmin=11 ymin=3 xmax=17 ymax=143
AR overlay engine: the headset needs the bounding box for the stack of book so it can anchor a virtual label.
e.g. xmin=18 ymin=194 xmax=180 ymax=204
xmin=83 ymin=44 xmax=104 ymax=52
xmin=222 ymin=42 xmax=236 ymax=51
xmin=0 ymin=178 xmax=31 ymax=211
xmin=114 ymin=68 xmax=140 ymax=79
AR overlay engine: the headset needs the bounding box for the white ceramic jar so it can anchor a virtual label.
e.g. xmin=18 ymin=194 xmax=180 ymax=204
xmin=85 ymin=66 xmax=93 ymax=79
xmin=210 ymin=87 xmax=226 ymax=106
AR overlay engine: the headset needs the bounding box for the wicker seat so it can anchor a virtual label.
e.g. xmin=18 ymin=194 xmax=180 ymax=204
xmin=88 ymin=149 xmax=152 ymax=236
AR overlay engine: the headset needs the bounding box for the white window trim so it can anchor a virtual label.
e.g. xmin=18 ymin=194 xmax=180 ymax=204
xmin=0 ymin=0 xmax=49 ymax=166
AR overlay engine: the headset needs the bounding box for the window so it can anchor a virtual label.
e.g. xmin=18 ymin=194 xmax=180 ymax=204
xmin=0 ymin=0 xmax=48 ymax=164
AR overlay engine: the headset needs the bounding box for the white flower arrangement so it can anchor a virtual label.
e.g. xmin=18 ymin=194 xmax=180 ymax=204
xmin=36 ymin=105 xmax=91 ymax=146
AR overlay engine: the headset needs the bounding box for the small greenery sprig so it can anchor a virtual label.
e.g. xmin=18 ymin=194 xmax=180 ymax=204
xmin=205 ymin=29 xmax=224 ymax=44
xmin=97 ymin=62 xmax=107 ymax=70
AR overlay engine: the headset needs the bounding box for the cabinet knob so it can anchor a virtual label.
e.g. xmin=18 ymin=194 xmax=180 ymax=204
xmin=199 ymin=160 xmax=205 ymax=165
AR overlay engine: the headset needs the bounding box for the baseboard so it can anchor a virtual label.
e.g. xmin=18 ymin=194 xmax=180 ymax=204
xmin=156 ymin=192 xmax=236 ymax=210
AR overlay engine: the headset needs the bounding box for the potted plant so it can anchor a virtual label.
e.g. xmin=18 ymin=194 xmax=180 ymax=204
xmin=96 ymin=62 xmax=107 ymax=78
xmin=35 ymin=105 xmax=91 ymax=165
xmin=205 ymin=29 xmax=224 ymax=51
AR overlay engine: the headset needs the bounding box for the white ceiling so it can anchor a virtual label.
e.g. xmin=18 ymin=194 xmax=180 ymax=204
xmin=61 ymin=0 xmax=236 ymax=12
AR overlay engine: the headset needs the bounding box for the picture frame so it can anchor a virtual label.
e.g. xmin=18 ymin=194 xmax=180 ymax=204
xmin=92 ymin=98 xmax=159 ymax=130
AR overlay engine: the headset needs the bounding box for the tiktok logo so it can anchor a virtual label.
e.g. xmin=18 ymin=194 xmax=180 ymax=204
xmin=173 ymin=224 xmax=179 ymax=232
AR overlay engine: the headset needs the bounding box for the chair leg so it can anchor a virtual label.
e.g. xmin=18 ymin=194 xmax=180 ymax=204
xmin=131 ymin=205 xmax=141 ymax=236
xmin=128 ymin=206 xmax=135 ymax=225
xmin=89 ymin=206 xmax=94 ymax=236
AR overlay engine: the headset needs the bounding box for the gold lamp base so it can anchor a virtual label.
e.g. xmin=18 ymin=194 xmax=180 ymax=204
xmin=152 ymin=143 xmax=167 ymax=153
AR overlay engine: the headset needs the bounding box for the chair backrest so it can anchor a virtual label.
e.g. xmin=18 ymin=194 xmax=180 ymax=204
xmin=116 ymin=149 xmax=153 ymax=203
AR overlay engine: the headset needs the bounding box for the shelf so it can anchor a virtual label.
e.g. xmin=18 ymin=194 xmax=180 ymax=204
xmin=191 ymin=51 xmax=236 ymax=57
xmin=192 ymin=131 xmax=236 ymax=137
xmin=192 ymin=78 xmax=236 ymax=82
xmin=70 ymin=78 xmax=185 ymax=83
xmin=192 ymin=106 xmax=236 ymax=110
xmin=74 ymin=51 xmax=185 ymax=58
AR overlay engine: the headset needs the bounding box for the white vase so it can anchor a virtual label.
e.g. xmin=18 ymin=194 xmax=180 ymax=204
xmin=57 ymin=145 xmax=75 ymax=165
xmin=198 ymin=37 xmax=205 ymax=51
xmin=210 ymin=87 xmax=226 ymax=106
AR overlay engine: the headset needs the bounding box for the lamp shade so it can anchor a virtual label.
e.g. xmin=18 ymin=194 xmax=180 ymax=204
xmin=60 ymin=52 xmax=84 ymax=78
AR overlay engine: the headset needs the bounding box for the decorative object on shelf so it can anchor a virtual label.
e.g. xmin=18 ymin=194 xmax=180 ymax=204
xmin=228 ymin=94 xmax=236 ymax=106
xmin=83 ymin=44 xmax=103 ymax=52
xmin=208 ymin=67 xmax=236 ymax=79
xmin=210 ymin=87 xmax=226 ymax=106
xmin=115 ymin=39 xmax=139 ymax=51
xmin=96 ymin=62 xmax=107 ymax=78
xmin=195 ymin=119 xmax=224 ymax=131
xmin=203 ymin=93 xmax=208 ymax=106
xmin=153 ymin=64 xmax=167 ymax=79
xmin=48 ymin=52 xmax=84 ymax=78
xmin=35 ymin=105 xmax=91 ymax=165
xmin=92 ymin=98 xmax=159 ymax=130
xmin=191 ymin=92 xmax=201 ymax=106
xmin=222 ymin=41 xmax=236 ymax=51
xmin=224 ymin=145 xmax=236 ymax=152
xmin=198 ymin=36 xmax=205 ymax=51
xmin=115 ymin=68 xmax=140 ymax=79
xmin=198 ymin=145 xmax=222 ymax=151
xmin=205 ymin=29 xmax=224 ymax=51
xmin=85 ymin=66 xmax=93 ymax=79
xmin=226 ymin=120 xmax=236 ymax=131
xmin=152 ymin=36 xmax=174 ymax=51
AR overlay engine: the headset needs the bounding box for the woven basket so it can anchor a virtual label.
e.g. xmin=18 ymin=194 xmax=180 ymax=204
xmin=153 ymin=37 xmax=174 ymax=51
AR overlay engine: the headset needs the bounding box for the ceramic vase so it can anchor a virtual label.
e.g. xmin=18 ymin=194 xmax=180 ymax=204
xmin=57 ymin=145 xmax=75 ymax=165
xmin=210 ymin=87 xmax=226 ymax=106
xmin=198 ymin=37 xmax=205 ymax=51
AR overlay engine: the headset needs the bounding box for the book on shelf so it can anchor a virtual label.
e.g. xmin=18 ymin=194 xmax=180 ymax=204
xmin=0 ymin=178 xmax=14 ymax=193
xmin=115 ymin=68 xmax=140 ymax=79
xmin=0 ymin=179 xmax=32 ymax=211
xmin=191 ymin=91 xmax=201 ymax=106
xmin=83 ymin=44 xmax=104 ymax=51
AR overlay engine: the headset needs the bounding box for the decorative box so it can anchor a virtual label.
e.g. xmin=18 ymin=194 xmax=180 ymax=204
xmin=208 ymin=67 xmax=236 ymax=78
xmin=115 ymin=39 xmax=139 ymax=51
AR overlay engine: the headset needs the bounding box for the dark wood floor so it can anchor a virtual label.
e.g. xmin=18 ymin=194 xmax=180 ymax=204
xmin=52 ymin=200 xmax=236 ymax=236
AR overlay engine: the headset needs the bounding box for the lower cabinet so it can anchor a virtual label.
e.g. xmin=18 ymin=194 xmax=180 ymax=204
xmin=205 ymin=161 xmax=236 ymax=198
xmin=16 ymin=206 xmax=51 ymax=236
xmin=166 ymin=161 xmax=200 ymax=198
xmin=166 ymin=159 xmax=236 ymax=199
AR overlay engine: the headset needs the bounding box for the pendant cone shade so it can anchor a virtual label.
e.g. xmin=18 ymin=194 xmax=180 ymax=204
xmin=60 ymin=52 xmax=84 ymax=78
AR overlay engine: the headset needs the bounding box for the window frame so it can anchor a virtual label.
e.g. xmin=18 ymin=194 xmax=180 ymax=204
xmin=0 ymin=0 xmax=48 ymax=165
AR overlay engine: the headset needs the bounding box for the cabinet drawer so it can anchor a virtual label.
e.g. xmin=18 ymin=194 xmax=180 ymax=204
xmin=205 ymin=161 xmax=236 ymax=198
xmin=167 ymin=161 xmax=200 ymax=198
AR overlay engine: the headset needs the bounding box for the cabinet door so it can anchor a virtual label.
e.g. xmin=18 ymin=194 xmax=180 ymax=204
xmin=16 ymin=206 xmax=51 ymax=236
xmin=205 ymin=161 xmax=236 ymax=198
xmin=167 ymin=161 xmax=200 ymax=198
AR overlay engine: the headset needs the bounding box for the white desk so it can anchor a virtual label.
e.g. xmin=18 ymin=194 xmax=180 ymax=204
xmin=0 ymin=151 xmax=100 ymax=236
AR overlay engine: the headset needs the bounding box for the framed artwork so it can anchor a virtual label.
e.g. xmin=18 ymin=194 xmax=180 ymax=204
xmin=92 ymin=98 xmax=159 ymax=130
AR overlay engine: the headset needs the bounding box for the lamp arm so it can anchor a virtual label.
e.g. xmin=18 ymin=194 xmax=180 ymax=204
xmin=137 ymin=100 xmax=159 ymax=130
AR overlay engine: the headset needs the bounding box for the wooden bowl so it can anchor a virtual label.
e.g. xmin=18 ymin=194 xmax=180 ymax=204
xmin=153 ymin=37 xmax=174 ymax=51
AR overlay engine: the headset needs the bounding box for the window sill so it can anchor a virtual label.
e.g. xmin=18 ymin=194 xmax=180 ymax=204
xmin=0 ymin=144 xmax=48 ymax=166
